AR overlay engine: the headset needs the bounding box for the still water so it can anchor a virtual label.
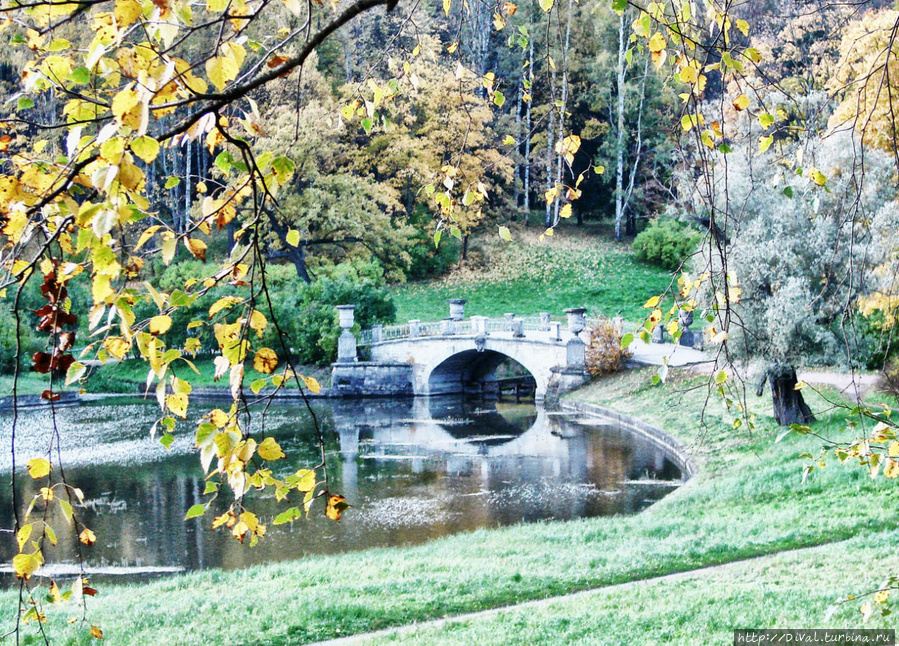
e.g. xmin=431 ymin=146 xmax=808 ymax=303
xmin=0 ymin=396 xmax=686 ymax=585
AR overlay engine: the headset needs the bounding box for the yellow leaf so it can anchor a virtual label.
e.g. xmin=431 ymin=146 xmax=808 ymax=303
xmin=759 ymin=135 xmax=773 ymax=153
xmin=293 ymin=469 xmax=316 ymax=492
xmin=13 ymin=551 xmax=43 ymax=580
xmin=26 ymin=458 xmax=51 ymax=479
xmin=79 ymin=528 xmax=96 ymax=546
xmin=326 ymin=494 xmax=349 ymax=521
xmin=885 ymin=458 xmax=899 ymax=479
xmin=538 ymin=0 xmax=552 ymax=11
xmin=809 ymin=168 xmax=827 ymax=186
xmin=544 ymin=227 xmax=554 ymax=237
xmin=185 ymin=238 xmax=207 ymax=261
xmin=443 ymin=0 xmax=451 ymax=16
xmin=648 ymin=32 xmax=666 ymax=53
xmin=559 ymin=204 xmax=572 ymax=219
xmin=889 ymin=440 xmax=899 ymax=457
xmin=732 ymin=93 xmax=750 ymax=111
xmin=286 ymin=229 xmax=300 ymax=247
xmin=643 ymin=295 xmax=660 ymax=309
xmin=258 ymin=437 xmax=285 ymax=461
xmin=103 ymin=337 xmax=131 ymax=360
xmin=166 ymin=392 xmax=188 ymax=419
xmin=149 ymin=315 xmax=172 ymax=335
xmin=209 ymin=296 xmax=242 ymax=318
xmin=130 ymin=136 xmax=159 ymax=163
xmin=303 ymin=375 xmax=321 ymax=394
xmin=736 ymin=19 xmax=749 ymax=37
xmin=111 ymin=89 xmax=140 ymax=123
xmin=206 ymin=56 xmax=239 ymax=92
xmin=92 ymin=275 xmax=115 ymax=305
xmin=90 ymin=625 xmax=103 ymax=639
xmin=249 ymin=310 xmax=267 ymax=337
xmin=114 ymin=0 xmax=143 ymax=26
xmin=253 ymin=348 xmax=278 ymax=374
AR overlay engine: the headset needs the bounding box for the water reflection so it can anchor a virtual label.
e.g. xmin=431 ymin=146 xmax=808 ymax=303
xmin=0 ymin=396 xmax=685 ymax=586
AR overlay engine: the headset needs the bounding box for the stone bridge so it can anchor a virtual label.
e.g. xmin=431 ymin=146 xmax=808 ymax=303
xmin=330 ymin=300 xmax=596 ymax=402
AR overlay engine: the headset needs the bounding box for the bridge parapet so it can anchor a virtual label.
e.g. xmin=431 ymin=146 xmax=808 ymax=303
xmin=358 ymin=315 xmax=605 ymax=346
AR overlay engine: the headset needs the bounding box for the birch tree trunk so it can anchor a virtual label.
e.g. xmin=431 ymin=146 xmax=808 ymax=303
xmin=614 ymin=11 xmax=627 ymax=241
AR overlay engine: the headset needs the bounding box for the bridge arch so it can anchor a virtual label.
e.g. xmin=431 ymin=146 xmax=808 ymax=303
xmin=418 ymin=339 xmax=554 ymax=399
xmin=426 ymin=349 xmax=536 ymax=397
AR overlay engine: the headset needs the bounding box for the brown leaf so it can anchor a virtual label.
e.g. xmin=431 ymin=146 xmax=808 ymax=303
xmin=40 ymin=390 xmax=61 ymax=402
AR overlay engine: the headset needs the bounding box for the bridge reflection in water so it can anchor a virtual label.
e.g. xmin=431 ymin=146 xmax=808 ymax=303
xmin=0 ymin=397 xmax=686 ymax=586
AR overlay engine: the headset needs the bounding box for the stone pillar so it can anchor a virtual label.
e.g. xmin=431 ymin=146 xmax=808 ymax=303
xmin=550 ymin=321 xmax=561 ymax=341
xmin=504 ymin=313 xmax=515 ymax=331
xmin=472 ymin=316 xmax=488 ymax=335
xmin=371 ymin=324 xmax=382 ymax=343
xmin=566 ymin=337 xmax=586 ymax=367
xmin=539 ymin=312 xmax=551 ymax=331
xmin=409 ymin=319 xmax=420 ymax=338
xmin=440 ymin=318 xmax=455 ymax=336
xmin=448 ymin=299 xmax=467 ymax=321
xmin=511 ymin=317 xmax=525 ymax=338
xmin=336 ymin=305 xmax=357 ymax=362
xmin=564 ymin=307 xmax=587 ymax=337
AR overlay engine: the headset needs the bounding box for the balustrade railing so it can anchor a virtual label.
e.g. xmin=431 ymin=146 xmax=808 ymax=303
xmin=356 ymin=315 xmax=613 ymax=346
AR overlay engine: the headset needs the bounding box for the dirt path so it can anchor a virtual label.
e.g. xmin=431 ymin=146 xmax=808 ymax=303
xmin=309 ymin=539 xmax=854 ymax=646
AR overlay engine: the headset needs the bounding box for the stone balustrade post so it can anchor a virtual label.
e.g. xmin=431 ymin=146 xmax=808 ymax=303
xmin=440 ymin=318 xmax=455 ymax=336
xmin=448 ymin=299 xmax=467 ymax=321
xmin=471 ymin=316 xmax=488 ymax=336
xmin=336 ymin=305 xmax=357 ymax=362
xmin=371 ymin=324 xmax=382 ymax=343
xmin=512 ymin=317 xmax=525 ymax=338
xmin=409 ymin=319 xmax=420 ymax=338
xmin=550 ymin=321 xmax=561 ymax=341
xmin=566 ymin=337 xmax=586 ymax=367
xmin=539 ymin=312 xmax=551 ymax=331
xmin=504 ymin=313 xmax=515 ymax=331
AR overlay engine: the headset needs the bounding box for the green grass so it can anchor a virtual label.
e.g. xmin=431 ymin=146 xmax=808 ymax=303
xmin=390 ymin=223 xmax=672 ymax=323
xmin=3 ymin=369 xmax=896 ymax=645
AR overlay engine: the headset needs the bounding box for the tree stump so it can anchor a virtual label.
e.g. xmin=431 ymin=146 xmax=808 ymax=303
xmin=757 ymin=365 xmax=815 ymax=426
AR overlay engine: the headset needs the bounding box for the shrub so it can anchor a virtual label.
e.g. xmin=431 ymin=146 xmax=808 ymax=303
xmin=278 ymin=277 xmax=396 ymax=366
xmin=632 ymin=218 xmax=702 ymax=271
xmin=585 ymin=318 xmax=632 ymax=376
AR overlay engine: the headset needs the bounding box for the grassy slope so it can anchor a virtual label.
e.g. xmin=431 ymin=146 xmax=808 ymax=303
xmin=390 ymin=224 xmax=672 ymax=323
xmin=3 ymin=369 xmax=897 ymax=645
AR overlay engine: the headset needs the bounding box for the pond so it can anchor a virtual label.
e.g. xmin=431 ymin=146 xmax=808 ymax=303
xmin=0 ymin=396 xmax=687 ymax=586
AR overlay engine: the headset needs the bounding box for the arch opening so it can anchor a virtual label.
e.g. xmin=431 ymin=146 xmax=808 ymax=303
xmin=427 ymin=349 xmax=537 ymax=400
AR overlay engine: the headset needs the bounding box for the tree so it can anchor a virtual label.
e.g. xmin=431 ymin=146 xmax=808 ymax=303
xmin=0 ymin=0 xmax=414 ymax=635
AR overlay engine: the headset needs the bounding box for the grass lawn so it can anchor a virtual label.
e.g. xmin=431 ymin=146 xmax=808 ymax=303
xmin=2 ymin=368 xmax=897 ymax=645
xmin=390 ymin=223 xmax=673 ymax=323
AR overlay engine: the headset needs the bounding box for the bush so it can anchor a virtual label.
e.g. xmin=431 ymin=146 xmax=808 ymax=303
xmin=276 ymin=276 xmax=396 ymax=366
xmin=585 ymin=318 xmax=632 ymax=376
xmin=632 ymin=218 xmax=702 ymax=271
